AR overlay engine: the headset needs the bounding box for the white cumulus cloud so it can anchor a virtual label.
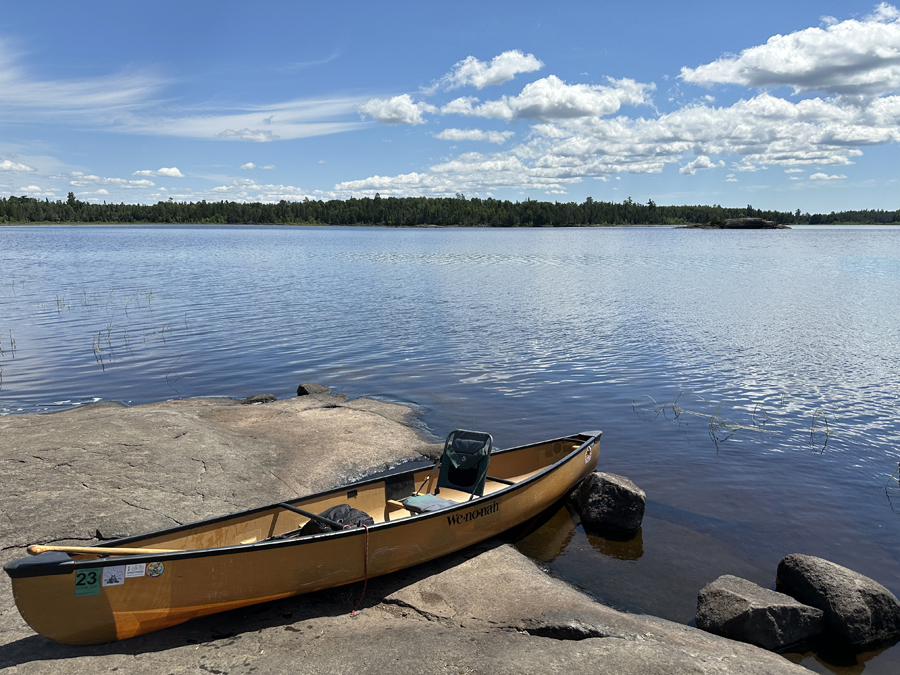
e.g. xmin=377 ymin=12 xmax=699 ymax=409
xmin=433 ymin=50 xmax=543 ymax=91
xmin=241 ymin=162 xmax=276 ymax=170
xmin=333 ymin=89 xmax=900 ymax=197
xmin=810 ymin=172 xmax=847 ymax=180
xmin=435 ymin=128 xmax=515 ymax=144
xmin=133 ymin=167 xmax=185 ymax=177
xmin=679 ymin=155 xmax=725 ymax=175
xmin=17 ymin=185 xmax=56 ymax=198
xmin=681 ymin=4 xmax=900 ymax=95
xmin=0 ymin=159 xmax=36 ymax=172
xmin=359 ymin=94 xmax=437 ymax=125
xmin=206 ymin=178 xmax=315 ymax=202
xmin=442 ymin=76 xmax=655 ymax=122
xmin=61 ymin=171 xmax=155 ymax=188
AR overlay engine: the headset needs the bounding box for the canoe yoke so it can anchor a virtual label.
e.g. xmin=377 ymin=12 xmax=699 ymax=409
xmin=404 ymin=429 xmax=493 ymax=513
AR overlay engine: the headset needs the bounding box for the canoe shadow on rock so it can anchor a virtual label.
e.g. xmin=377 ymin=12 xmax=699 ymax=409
xmin=0 ymin=537 xmax=507 ymax=669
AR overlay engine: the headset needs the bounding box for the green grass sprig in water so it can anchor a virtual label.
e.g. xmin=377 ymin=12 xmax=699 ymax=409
xmin=633 ymin=389 xmax=831 ymax=454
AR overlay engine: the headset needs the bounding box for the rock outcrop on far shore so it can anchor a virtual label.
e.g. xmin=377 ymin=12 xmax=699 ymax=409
xmin=0 ymin=391 xmax=808 ymax=674
xmin=682 ymin=218 xmax=790 ymax=230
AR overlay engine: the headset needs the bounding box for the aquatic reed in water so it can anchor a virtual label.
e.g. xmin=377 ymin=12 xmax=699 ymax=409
xmin=633 ymin=389 xmax=835 ymax=454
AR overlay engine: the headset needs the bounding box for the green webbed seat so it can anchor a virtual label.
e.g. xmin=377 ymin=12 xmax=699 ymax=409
xmin=403 ymin=429 xmax=493 ymax=513
xmin=437 ymin=429 xmax=493 ymax=497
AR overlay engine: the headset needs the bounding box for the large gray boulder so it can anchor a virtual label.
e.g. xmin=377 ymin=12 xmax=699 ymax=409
xmin=696 ymin=574 xmax=824 ymax=650
xmin=569 ymin=472 xmax=645 ymax=533
xmin=777 ymin=553 xmax=900 ymax=649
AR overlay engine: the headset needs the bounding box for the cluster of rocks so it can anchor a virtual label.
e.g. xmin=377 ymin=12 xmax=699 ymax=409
xmin=565 ymin=470 xmax=900 ymax=658
xmin=696 ymin=554 xmax=900 ymax=652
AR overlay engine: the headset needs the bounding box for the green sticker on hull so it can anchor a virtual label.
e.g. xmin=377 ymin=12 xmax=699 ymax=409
xmin=74 ymin=568 xmax=101 ymax=596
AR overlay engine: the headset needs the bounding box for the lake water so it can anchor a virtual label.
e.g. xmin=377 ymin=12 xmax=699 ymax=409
xmin=2 ymin=224 xmax=899 ymax=671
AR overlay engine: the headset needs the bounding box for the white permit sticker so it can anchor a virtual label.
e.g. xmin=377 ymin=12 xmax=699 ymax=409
xmin=125 ymin=563 xmax=147 ymax=578
xmin=102 ymin=565 xmax=126 ymax=586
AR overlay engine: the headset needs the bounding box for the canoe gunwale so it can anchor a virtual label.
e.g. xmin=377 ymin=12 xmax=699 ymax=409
xmin=5 ymin=431 xmax=601 ymax=579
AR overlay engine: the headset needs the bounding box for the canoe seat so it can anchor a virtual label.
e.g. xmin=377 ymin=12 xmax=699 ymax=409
xmin=403 ymin=494 xmax=458 ymax=513
xmin=402 ymin=429 xmax=493 ymax=513
xmin=436 ymin=429 xmax=493 ymax=498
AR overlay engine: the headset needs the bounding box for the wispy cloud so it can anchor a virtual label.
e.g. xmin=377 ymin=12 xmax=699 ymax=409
xmin=0 ymin=39 xmax=163 ymax=118
xmin=278 ymin=48 xmax=344 ymax=73
xmin=0 ymin=38 xmax=367 ymax=143
xmin=241 ymin=162 xmax=276 ymax=170
xmin=123 ymin=96 xmax=368 ymax=141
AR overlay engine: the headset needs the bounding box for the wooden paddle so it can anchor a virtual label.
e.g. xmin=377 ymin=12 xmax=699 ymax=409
xmin=27 ymin=544 xmax=179 ymax=557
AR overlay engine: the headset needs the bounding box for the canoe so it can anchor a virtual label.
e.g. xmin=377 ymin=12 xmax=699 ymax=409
xmin=4 ymin=429 xmax=601 ymax=644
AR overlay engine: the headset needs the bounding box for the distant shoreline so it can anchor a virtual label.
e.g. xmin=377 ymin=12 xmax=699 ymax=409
xmin=2 ymin=221 xmax=897 ymax=228
xmin=3 ymin=194 xmax=898 ymax=228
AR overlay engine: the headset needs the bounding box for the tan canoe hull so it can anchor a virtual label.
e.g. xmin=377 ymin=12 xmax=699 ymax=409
xmin=8 ymin=432 xmax=600 ymax=644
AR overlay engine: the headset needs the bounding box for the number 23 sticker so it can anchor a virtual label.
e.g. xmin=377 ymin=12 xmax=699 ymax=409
xmin=74 ymin=569 xmax=101 ymax=597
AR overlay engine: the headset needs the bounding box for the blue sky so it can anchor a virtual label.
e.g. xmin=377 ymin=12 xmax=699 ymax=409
xmin=1 ymin=1 xmax=898 ymax=212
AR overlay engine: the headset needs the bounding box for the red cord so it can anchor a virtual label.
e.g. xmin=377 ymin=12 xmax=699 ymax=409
xmin=350 ymin=523 xmax=369 ymax=617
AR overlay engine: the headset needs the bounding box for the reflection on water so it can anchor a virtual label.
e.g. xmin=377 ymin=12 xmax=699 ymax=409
xmin=515 ymin=499 xmax=645 ymax=562
xmin=782 ymin=633 xmax=891 ymax=675
xmin=2 ymin=224 xmax=900 ymax=671
xmin=586 ymin=527 xmax=644 ymax=561
xmin=511 ymin=502 xmax=578 ymax=564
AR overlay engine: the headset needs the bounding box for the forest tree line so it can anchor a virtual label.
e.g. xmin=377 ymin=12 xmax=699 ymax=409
xmin=1 ymin=192 xmax=898 ymax=226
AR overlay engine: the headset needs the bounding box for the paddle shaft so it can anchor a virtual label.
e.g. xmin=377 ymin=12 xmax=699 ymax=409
xmin=28 ymin=544 xmax=179 ymax=557
xmin=29 ymin=505 xmax=348 ymax=556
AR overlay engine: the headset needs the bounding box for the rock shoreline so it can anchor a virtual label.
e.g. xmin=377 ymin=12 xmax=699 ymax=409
xmin=0 ymin=391 xmax=806 ymax=673
xmin=681 ymin=217 xmax=791 ymax=230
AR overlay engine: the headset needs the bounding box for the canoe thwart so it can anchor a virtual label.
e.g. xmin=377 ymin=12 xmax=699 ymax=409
xmin=277 ymin=502 xmax=346 ymax=531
